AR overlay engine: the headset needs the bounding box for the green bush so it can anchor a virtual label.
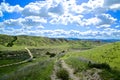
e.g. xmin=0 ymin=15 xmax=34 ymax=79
xmin=45 ymin=52 xmax=56 ymax=57
xmin=56 ymin=68 xmax=69 ymax=80
xmin=88 ymin=62 xmax=111 ymax=70
xmin=6 ymin=36 xmax=17 ymax=47
xmin=7 ymin=42 xmax=14 ymax=47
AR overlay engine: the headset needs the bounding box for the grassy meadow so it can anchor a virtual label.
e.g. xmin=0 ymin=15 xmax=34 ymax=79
xmin=0 ymin=34 xmax=120 ymax=80
xmin=63 ymin=42 xmax=120 ymax=80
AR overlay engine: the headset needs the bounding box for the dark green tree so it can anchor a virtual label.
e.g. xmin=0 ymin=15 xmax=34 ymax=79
xmin=7 ymin=36 xmax=17 ymax=47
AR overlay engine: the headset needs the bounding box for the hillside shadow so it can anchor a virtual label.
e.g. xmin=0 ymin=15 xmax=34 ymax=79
xmin=100 ymin=69 xmax=120 ymax=80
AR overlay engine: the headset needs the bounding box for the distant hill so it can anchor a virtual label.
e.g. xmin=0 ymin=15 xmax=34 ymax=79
xmin=0 ymin=34 xmax=103 ymax=50
xmin=66 ymin=38 xmax=120 ymax=43
xmin=0 ymin=34 xmax=69 ymax=47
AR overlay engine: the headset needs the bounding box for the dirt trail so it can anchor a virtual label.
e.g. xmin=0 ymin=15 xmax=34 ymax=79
xmin=25 ymin=47 xmax=33 ymax=58
xmin=0 ymin=47 xmax=33 ymax=68
xmin=80 ymin=68 xmax=102 ymax=80
xmin=61 ymin=60 xmax=80 ymax=80
xmin=51 ymin=50 xmax=102 ymax=80
xmin=51 ymin=62 xmax=60 ymax=80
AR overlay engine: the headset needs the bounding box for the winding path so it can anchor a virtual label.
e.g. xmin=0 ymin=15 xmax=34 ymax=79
xmin=0 ymin=47 xmax=33 ymax=68
xmin=25 ymin=47 xmax=33 ymax=59
xmin=61 ymin=60 xmax=80 ymax=80
xmin=50 ymin=62 xmax=59 ymax=80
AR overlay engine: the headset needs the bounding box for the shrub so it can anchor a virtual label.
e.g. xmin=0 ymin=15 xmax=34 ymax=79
xmin=88 ymin=62 xmax=111 ymax=70
xmin=7 ymin=42 xmax=14 ymax=47
xmin=61 ymin=50 xmax=65 ymax=53
xmin=46 ymin=52 xmax=56 ymax=57
xmin=6 ymin=36 xmax=17 ymax=47
xmin=56 ymin=68 xmax=69 ymax=80
xmin=49 ymin=53 xmax=56 ymax=57
xmin=46 ymin=52 xmax=50 ymax=55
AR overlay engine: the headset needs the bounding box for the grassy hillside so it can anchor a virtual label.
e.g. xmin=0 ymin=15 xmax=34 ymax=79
xmin=0 ymin=34 xmax=107 ymax=80
xmin=0 ymin=34 xmax=103 ymax=50
xmin=0 ymin=50 xmax=29 ymax=65
xmin=0 ymin=34 xmax=68 ymax=47
xmin=63 ymin=42 xmax=120 ymax=79
xmin=64 ymin=42 xmax=120 ymax=69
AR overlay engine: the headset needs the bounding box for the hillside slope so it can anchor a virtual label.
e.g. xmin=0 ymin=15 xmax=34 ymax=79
xmin=0 ymin=34 xmax=103 ymax=50
xmin=64 ymin=42 xmax=120 ymax=79
xmin=0 ymin=34 xmax=68 ymax=47
xmin=0 ymin=34 xmax=106 ymax=80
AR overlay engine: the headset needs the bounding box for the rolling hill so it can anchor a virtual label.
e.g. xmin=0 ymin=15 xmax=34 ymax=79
xmin=1 ymin=34 xmax=120 ymax=80
xmin=64 ymin=42 xmax=120 ymax=80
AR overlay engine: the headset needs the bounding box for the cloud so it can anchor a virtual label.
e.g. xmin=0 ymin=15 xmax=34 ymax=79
xmin=0 ymin=16 xmax=46 ymax=30
xmin=22 ymin=1 xmax=49 ymax=17
xmin=115 ymin=25 xmax=120 ymax=28
xmin=49 ymin=3 xmax=64 ymax=15
xmin=1 ymin=26 xmax=120 ymax=39
xmin=0 ymin=2 xmax=23 ymax=13
xmin=104 ymin=0 xmax=120 ymax=10
xmin=17 ymin=29 xmax=120 ymax=39
xmin=104 ymin=0 xmax=120 ymax=6
xmin=80 ymin=17 xmax=101 ymax=26
xmin=97 ymin=24 xmax=110 ymax=29
xmin=109 ymin=4 xmax=120 ymax=10
xmin=96 ymin=13 xmax=117 ymax=26
xmin=22 ymin=16 xmax=47 ymax=27
xmin=0 ymin=2 xmax=23 ymax=17
xmin=49 ymin=13 xmax=83 ymax=25
xmin=0 ymin=11 xmax=3 ymax=17
xmin=0 ymin=0 xmax=120 ymax=39
xmin=0 ymin=0 xmax=118 ymax=25
xmin=22 ymin=0 xmax=64 ymax=17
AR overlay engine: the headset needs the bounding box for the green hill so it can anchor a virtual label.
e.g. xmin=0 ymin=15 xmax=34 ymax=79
xmin=0 ymin=34 xmax=113 ymax=80
xmin=0 ymin=34 xmax=102 ymax=50
xmin=64 ymin=42 xmax=120 ymax=79
xmin=0 ymin=34 xmax=68 ymax=47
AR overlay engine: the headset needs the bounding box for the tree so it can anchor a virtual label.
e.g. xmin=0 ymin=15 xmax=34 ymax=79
xmin=7 ymin=36 xmax=17 ymax=47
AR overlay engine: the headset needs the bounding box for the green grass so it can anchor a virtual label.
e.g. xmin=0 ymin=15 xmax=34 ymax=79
xmin=0 ymin=34 xmax=106 ymax=80
xmin=63 ymin=42 xmax=120 ymax=80
xmin=0 ymin=34 xmax=103 ymax=50
xmin=65 ymin=57 xmax=89 ymax=73
xmin=0 ymin=50 xmax=29 ymax=65
xmin=0 ymin=54 xmax=52 ymax=79
xmin=64 ymin=42 xmax=120 ymax=69
xmin=1 ymin=59 xmax=54 ymax=80
xmin=0 ymin=47 xmax=50 ymax=78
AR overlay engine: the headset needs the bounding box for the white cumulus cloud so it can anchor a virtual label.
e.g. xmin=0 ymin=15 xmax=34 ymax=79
xmin=0 ymin=2 xmax=23 ymax=13
xmin=0 ymin=0 xmax=120 ymax=39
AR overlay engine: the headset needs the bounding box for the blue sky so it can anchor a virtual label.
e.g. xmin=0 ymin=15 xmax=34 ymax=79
xmin=0 ymin=0 xmax=120 ymax=39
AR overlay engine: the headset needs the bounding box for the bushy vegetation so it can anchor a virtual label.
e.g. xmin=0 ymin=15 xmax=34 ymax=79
xmin=7 ymin=36 xmax=17 ymax=47
xmin=0 ymin=34 xmax=13 ymax=46
xmin=45 ymin=51 xmax=56 ymax=57
xmin=56 ymin=68 xmax=69 ymax=80
xmin=88 ymin=62 xmax=111 ymax=70
xmin=0 ymin=50 xmax=29 ymax=65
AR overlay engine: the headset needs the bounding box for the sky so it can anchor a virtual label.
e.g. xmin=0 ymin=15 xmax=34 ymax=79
xmin=0 ymin=0 xmax=120 ymax=39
